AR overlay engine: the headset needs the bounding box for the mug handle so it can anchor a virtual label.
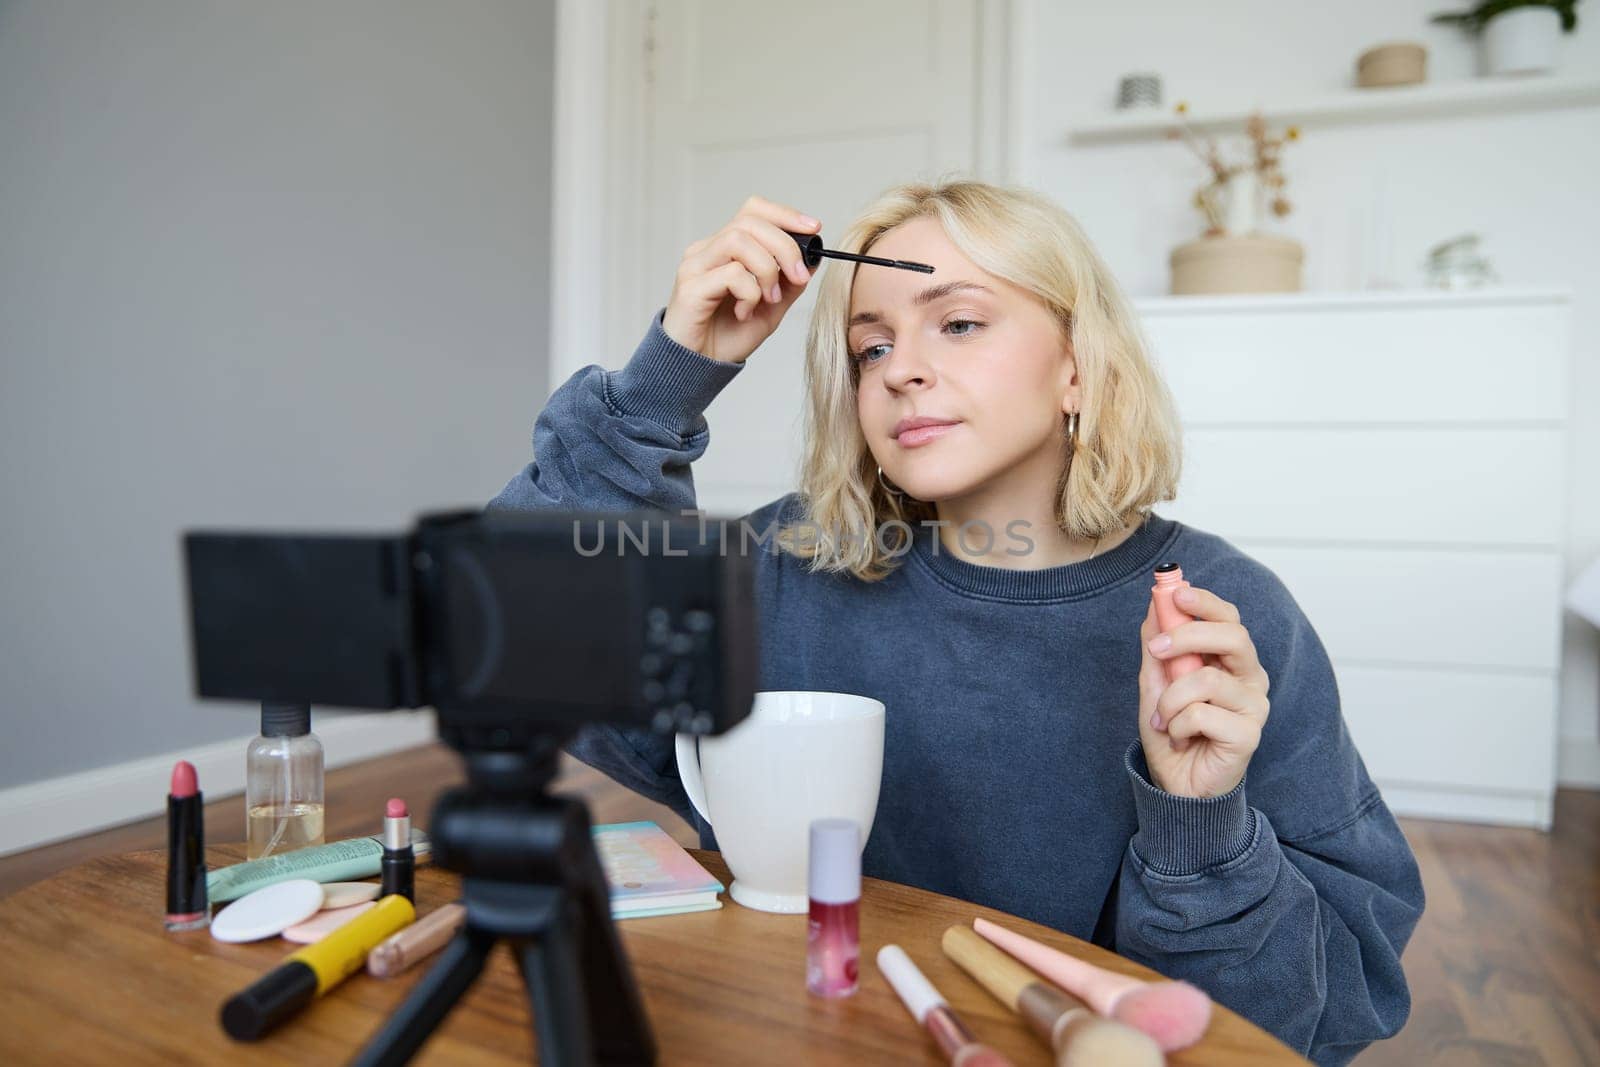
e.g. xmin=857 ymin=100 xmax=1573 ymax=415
xmin=674 ymin=733 xmax=714 ymax=828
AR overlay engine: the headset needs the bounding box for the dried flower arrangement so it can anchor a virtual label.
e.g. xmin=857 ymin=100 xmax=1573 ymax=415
xmin=1168 ymin=103 xmax=1300 ymax=236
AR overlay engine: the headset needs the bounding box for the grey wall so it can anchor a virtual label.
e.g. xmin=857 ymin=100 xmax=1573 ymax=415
xmin=0 ymin=1 xmax=556 ymax=787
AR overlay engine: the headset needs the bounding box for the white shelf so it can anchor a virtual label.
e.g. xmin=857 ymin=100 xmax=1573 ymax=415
xmin=1132 ymin=285 xmax=1572 ymax=316
xmin=1068 ymin=75 xmax=1600 ymax=144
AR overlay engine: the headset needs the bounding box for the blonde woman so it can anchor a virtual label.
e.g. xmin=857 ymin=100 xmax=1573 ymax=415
xmin=490 ymin=184 xmax=1422 ymax=1065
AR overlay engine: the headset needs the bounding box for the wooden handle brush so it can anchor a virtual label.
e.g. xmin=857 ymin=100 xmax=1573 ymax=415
xmin=942 ymin=926 xmax=1164 ymax=1067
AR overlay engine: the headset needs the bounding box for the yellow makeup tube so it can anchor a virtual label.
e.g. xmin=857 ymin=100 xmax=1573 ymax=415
xmin=222 ymin=894 xmax=416 ymax=1040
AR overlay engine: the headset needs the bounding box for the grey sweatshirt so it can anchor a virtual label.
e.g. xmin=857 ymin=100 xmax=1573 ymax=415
xmin=487 ymin=311 xmax=1424 ymax=1065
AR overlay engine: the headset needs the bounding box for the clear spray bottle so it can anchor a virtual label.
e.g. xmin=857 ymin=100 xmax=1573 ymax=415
xmin=245 ymin=702 xmax=325 ymax=860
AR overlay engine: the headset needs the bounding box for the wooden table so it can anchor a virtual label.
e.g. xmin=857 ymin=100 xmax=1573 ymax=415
xmin=0 ymin=845 xmax=1306 ymax=1065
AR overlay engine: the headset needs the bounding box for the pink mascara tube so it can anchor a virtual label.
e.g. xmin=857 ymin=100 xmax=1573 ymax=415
xmin=1151 ymin=562 xmax=1205 ymax=684
xmin=806 ymin=818 xmax=861 ymax=998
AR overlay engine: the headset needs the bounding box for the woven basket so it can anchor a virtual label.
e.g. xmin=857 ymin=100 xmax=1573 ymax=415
xmin=1170 ymin=235 xmax=1304 ymax=295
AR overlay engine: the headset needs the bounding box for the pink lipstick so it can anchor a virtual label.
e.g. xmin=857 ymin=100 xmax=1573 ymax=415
xmin=898 ymin=425 xmax=959 ymax=447
xmin=379 ymin=797 xmax=414 ymax=903
xmin=165 ymin=760 xmax=209 ymax=931
xmin=889 ymin=415 xmax=960 ymax=447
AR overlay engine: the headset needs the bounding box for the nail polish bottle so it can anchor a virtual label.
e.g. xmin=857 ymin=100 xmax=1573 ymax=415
xmin=1151 ymin=563 xmax=1205 ymax=684
xmin=806 ymin=818 xmax=861 ymax=999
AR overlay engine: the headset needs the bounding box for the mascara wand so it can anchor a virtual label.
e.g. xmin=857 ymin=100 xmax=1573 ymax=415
xmin=789 ymin=232 xmax=935 ymax=274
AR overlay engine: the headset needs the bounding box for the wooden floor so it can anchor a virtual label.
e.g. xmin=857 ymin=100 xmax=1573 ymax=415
xmin=1374 ymin=788 xmax=1600 ymax=1067
xmin=2 ymin=745 xmax=1595 ymax=1065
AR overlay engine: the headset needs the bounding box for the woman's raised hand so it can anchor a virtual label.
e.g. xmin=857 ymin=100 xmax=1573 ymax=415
xmin=661 ymin=195 xmax=821 ymax=364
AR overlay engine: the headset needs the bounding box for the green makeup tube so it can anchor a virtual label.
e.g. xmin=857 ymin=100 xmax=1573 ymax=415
xmin=207 ymin=831 xmax=432 ymax=902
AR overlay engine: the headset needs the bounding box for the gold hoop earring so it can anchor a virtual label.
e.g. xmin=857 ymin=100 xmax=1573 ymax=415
xmin=1065 ymin=411 xmax=1079 ymax=447
xmin=877 ymin=465 xmax=906 ymax=501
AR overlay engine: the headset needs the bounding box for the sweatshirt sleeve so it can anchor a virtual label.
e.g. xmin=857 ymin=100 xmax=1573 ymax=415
xmin=1112 ymin=563 xmax=1425 ymax=1067
xmin=484 ymin=310 xmax=740 ymax=827
xmin=486 ymin=308 xmax=742 ymax=515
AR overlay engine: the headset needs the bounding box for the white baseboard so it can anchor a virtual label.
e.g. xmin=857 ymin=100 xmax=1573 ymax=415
xmin=1379 ymin=781 xmax=1552 ymax=829
xmin=0 ymin=711 xmax=438 ymax=858
xmin=1557 ymin=737 xmax=1600 ymax=788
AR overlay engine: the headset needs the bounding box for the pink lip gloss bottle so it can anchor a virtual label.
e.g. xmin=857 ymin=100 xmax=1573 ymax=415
xmin=806 ymin=818 xmax=861 ymax=999
xmin=1152 ymin=562 xmax=1206 ymax=684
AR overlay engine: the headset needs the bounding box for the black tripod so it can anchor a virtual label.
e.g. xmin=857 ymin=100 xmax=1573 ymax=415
xmin=352 ymin=726 xmax=655 ymax=1066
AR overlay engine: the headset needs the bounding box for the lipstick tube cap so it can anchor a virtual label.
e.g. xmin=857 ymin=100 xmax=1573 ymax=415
xmin=877 ymin=944 xmax=945 ymax=1022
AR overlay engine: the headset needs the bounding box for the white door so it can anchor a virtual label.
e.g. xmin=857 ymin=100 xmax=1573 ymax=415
xmin=626 ymin=0 xmax=999 ymax=516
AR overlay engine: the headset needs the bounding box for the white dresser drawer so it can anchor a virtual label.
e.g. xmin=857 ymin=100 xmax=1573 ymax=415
xmin=1142 ymin=292 xmax=1570 ymax=425
xmin=1231 ymin=543 xmax=1564 ymax=673
xmin=1168 ymin=427 xmax=1566 ymax=546
xmin=1338 ymin=665 xmax=1558 ymax=799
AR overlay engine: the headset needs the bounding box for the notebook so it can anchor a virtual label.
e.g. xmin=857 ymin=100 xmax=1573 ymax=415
xmin=591 ymin=821 xmax=724 ymax=919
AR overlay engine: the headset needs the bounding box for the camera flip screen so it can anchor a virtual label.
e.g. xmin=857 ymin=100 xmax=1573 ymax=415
xmin=183 ymin=509 xmax=759 ymax=737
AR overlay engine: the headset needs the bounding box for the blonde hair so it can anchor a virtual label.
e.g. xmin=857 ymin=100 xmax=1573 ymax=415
xmin=778 ymin=179 xmax=1182 ymax=582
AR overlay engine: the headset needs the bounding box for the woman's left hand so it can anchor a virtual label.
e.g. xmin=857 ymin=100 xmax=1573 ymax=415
xmin=1138 ymin=585 xmax=1271 ymax=798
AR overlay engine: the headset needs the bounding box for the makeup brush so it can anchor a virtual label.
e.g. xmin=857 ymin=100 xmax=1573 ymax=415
xmin=941 ymin=926 xmax=1164 ymax=1067
xmin=788 ymin=231 xmax=935 ymax=274
xmin=877 ymin=945 xmax=1015 ymax=1066
xmin=973 ymin=917 xmax=1211 ymax=1053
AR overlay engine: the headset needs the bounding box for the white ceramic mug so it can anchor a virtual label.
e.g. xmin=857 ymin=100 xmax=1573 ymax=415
xmin=675 ymin=690 xmax=885 ymax=913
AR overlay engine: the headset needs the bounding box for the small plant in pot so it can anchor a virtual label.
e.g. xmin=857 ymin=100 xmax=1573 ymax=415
xmin=1431 ymin=0 xmax=1580 ymax=76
